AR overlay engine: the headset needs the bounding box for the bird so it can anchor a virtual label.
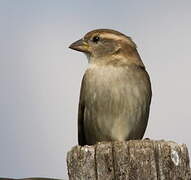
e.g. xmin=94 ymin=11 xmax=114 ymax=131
xmin=69 ymin=29 xmax=152 ymax=146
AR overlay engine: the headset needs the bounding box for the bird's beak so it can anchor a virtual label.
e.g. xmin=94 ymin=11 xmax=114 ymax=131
xmin=69 ymin=39 xmax=89 ymax=53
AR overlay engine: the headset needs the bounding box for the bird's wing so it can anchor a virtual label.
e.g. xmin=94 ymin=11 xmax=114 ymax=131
xmin=78 ymin=75 xmax=87 ymax=146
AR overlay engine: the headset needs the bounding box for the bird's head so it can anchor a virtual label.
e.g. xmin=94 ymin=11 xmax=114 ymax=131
xmin=69 ymin=29 xmax=143 ymax=66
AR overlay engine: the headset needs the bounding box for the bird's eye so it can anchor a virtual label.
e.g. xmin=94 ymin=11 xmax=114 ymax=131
xmin=92 ymin=36 xmax=100 ymax=43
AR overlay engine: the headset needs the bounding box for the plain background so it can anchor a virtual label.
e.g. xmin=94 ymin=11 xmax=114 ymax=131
xmin=0 ymin=0 xmax=191 ymax=179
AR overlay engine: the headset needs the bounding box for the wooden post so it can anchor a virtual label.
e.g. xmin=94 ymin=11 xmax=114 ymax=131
xmin=67 ymin=140 xmax=191 ymax=180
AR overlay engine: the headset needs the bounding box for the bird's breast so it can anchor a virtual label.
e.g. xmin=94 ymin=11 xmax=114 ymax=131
xmin=83 ymin=64 xmax=151 ymax=142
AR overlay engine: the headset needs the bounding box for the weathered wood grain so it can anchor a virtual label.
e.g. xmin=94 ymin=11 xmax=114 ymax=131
xmin=67 ymin=140 xmax=191 ymax=180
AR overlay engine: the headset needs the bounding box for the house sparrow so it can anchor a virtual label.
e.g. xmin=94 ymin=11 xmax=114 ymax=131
xmin=69 ymin=29 xmax=152 ymax=146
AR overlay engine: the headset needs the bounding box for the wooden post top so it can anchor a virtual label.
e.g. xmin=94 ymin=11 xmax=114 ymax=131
xmin=67 ymin=140 xmax=191 ymax=180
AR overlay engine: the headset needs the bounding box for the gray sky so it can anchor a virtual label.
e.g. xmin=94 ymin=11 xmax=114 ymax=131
xmin=0 ymin=0 xmax=191 ymax=179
